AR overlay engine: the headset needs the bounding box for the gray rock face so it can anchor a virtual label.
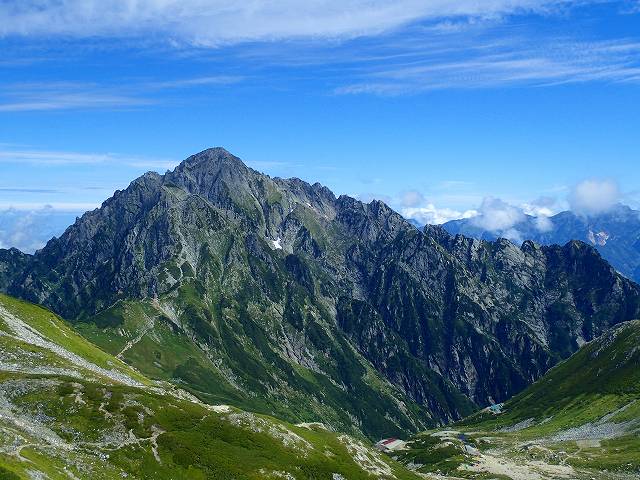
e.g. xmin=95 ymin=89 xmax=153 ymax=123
xmin=0 ymin=248 xmax=30 ymax=292
xmin=2 ymin=147 xmax=639 ymax=437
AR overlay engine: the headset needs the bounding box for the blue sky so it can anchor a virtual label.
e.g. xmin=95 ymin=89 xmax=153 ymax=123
xmin=1 ymin=0 xmax=640 ymax=251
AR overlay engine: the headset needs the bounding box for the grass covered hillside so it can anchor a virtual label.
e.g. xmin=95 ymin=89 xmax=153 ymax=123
xmin=0 ymin=293 xmax=421 ymax=480
xmin=397 ymin=320 xmax=640 ymax=479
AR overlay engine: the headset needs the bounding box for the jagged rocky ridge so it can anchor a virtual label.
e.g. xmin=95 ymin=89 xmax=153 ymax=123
xmin=441 ymin=203 xmax=640 ymax=283
xmin=2 ymin=148 xmax=640 ymax=439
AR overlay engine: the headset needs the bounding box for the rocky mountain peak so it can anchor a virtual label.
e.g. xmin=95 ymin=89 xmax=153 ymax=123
xmin=1 ymin=147 xmax=640 ymax=440
xmin=165 ymin=147 xmax=251 ymax=193
xmin=180 ymin=146 xmax=243 ymax=169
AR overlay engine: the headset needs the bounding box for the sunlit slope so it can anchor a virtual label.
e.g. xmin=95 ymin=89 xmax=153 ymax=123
xmin=0 ymin=293 xmax=148 ymax=386
xmin=468 ymin=319 xmax=640 ymax=436
xmin=0 ymin=294 xmax=420 ymax=480
xmin=397 ymin=320 xmax=640 ymax=480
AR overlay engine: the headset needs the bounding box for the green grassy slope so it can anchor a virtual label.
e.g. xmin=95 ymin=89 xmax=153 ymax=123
xmin=0 ymin=293 xmax=149 ymax=386
xmin=465 ymin=319 xmax=640 ymax=436
xmin=73 ymin=291 xmax=439 ymax=441
xmin=0 ymin=294 xmax=421 ymax=480
xmin=397 ymin=320 xmax=640 ymax=479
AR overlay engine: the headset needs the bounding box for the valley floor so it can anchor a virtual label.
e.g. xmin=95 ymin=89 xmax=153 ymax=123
xmin=397 ymin=422 xmax=640 ymax=479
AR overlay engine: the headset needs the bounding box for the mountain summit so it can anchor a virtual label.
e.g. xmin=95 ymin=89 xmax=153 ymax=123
xmin=2 ymin=148 xmax=639 ymax=439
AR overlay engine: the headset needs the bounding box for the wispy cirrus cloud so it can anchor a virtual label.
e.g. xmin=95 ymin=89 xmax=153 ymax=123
xmin=0 ymin=147 xmax=176 ymax=170
xmin=1 ymin=3 xmax=638 ymax=104
xmin=0 ymin=146 xmax=303 ymax=175
xmin=0 ymin=187 xmax=60 ymax=194
xmin=0 ymin=148 xmax=113 ymax=165
xmin=0 ymin=92 xmax=149 ymax=112
xmin=0 ymin=75 xmax=242 ymax=112
xmin=336 ymin=37 xmax=640 ymax=94
xmin=0 ymin=1 xmax=603 ymax=44
xmin=147 ymin=76 xmax=243 ymax=89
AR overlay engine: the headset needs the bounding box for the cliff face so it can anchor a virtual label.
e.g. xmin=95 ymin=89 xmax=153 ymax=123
xmin=2 ymin=148 xmax=640 ymax=438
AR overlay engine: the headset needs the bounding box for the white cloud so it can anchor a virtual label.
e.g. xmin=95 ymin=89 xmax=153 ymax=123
xmin=401 ymin=191 xmax=563 ymax=229
xmin=467 ymin=196 xmax=561 ymax=234
xmin=405 ymin=182 xmax=630 ymax=234
xmin=521 ymin=196 xmax=557 ymax=217
xmin=569 ymin=179 xmax=620 ymax=215
xmin=501 ymin=227 xmax=524 ymax=243
xmin=402 ymin=204 xmax=477 ymax=225
xmin=521 ymin=196 xmax=557 ymax=231
xmin=471 ymin=196 xmax=526 ymax=231
xmin=534 ymin=215 xmax=553 ymax=232
xmin=401 ymin=190 xmax=426 ymax=208
xmin=0 ymin=1 xmax=600 ymax=44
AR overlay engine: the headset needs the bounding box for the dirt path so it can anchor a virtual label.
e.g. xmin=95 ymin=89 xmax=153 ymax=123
xmin=453 ymin=432 xmax=576 ymax=480
xmin=116 ymin=315 xmax=155 ymax=359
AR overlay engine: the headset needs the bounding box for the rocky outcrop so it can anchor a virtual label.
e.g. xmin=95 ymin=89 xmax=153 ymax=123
xmin=0 ymin=248 xmax=30 ymax=292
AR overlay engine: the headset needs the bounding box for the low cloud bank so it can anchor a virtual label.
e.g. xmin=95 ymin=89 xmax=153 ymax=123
xmin=0 ymin=207 xmax=78 ymax=253
xmin=402 ymin=204 xmax=477 ymax=225
xmin=401 ymin=179 xmax=626 ymax=238
xmin=569 ymin=179 xmax=620 ymax=216
xmin=470 ymin=197 xmax=526 ymax=231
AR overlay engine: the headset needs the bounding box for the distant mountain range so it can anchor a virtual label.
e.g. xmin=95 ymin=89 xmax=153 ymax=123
xmin=436 ymin=204 xmax=640 ymax=283
xmin=1 ymin=148 xmax=639 ymax=441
